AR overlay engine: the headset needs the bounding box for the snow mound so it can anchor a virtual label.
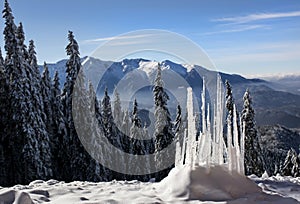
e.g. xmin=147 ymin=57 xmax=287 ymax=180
xmin=0 ymin=189 xmax=33 ymax=204
xmin=156 ymin=165 xmax=300 ymax=203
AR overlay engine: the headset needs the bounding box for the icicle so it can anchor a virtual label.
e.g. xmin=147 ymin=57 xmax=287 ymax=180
xmin=240 ymin=121 xmax=246 ymax=175
xmin=186 ymin=87 xmax=196 ymax=166
xmin=201 ymin=78 xmax=206 ymax=134
xmin=233 ymin=104 xmax=241 ymax=174
xmin=227 ymin=115 xmax=233 ymax=172
xmin=175 ymin=140 xmax=182 ymax=167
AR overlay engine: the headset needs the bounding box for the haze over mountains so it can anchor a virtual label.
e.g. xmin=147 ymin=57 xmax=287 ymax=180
xmin=40 ymin=57 xmax=300 ymax=129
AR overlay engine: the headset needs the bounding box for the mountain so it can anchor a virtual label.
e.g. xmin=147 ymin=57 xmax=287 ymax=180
xmin=42 ymin=57 xmax=300 ymax=128
xmin=259 ymin=74 xmax=300 ymax=96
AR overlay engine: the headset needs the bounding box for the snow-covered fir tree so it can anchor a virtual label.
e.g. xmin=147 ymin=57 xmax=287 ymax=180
xmin=280 ymin=148 xmax=300 ymax=177
xmin=121 ymin=110 xmax=131 ymax=142
xmin=86 ymin=81 xmax=111 ymax=181
xmin=174 ymin=104 xmax=184 ymax=145
xmin=225 ymin=80 xmax=234 ymax=145
xmin=225 ymin=80 xmax=241 ymax=146
xmin=130 ymin=99 xmax=144 ymax=153
xmin=41 ymin=62 xmax=54 ymax=137
xmin=16 ymin=23 xmax=28 ymax=60
xmin=2 ymin=0 xmax=53 ymax=184
xmin=242 ymin=89 xmax=264 ymax=176
xmin=129 ymin=99 xmax=145 ymax=178
xmin=101 ymin=88 xmax=125 ymax=179
xmin=153 ymin=63 xmax=175 ymax=181
xmin=51 ymin=71 xmax=67 ymax=179
xmin=61 ymin=31 xmax=99 ymax=181
xmin=0 ymin=48 xmax=8 ymax=186
xmin=101 ymin=88 xmax=115 ymax=143
xmin=113 ymin=88 xmax=123 ymax=127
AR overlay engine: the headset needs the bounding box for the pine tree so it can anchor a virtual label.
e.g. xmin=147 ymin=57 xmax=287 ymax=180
xmin=174 ymin=104 xmax=184 ymax=145
xmin=128 ymin=99 xmax=144 ymax=178
xmin=102 ymin=88 xmax=114 ymax=143
xmin=16 ymin=23 xmax=28 ymax=60
xmin=2 ymin=1 xmax=53 ymax=184
xmin=26 ymin=41 xmax=53 ymax=182
xmin=50 ymin=71 xmax=67 ymax=179
xmin=122 ymin=110 xmax=131 ymax=141
xmin=61 ymin=31 xmax=81 ymax=181
xmin=41 ymin=62 xmax=54 ymax=137
xmin=153 ymin=63 xmax=175 ymax=181
xmin=88 ymin=82 xmax=114 ymax=181
xmin=3 ymin=0 xmax=17 ymax=77
xmin=225 ymin=80 xmax=241 ymax=146
xmin=0 ymin=48 xmax=8 ymax=186
xmin=130 ymin=99 xmax=144 ymax=154
xmin=61 ymin=31 xmax=97 ymax=181
xmin=281 ymin=148 xmax=300 ymax=177
xmin=113 ymin=88 xmax=123 ymax=128
xmin=242 ymin=89 xmax=264 ymax=176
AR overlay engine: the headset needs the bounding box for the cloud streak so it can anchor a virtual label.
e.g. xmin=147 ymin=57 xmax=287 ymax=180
xmin=202 ymin=24 xmax=268 ymax=35
xmin=83 ymin=34 xmax=156 ymax=44
xmin=213 ymin=11 xmax=300 ymax=24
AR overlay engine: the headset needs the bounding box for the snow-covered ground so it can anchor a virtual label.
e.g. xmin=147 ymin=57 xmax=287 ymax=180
xmin=1 ymin=165 xmax=299 ymax=204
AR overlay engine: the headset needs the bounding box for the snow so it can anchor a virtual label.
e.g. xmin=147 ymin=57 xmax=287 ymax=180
xmin=1 ymin=167 xmax=299 ymax=204
xmin=182 ymin=64 xmax=195 ymax=72
xmin=138 ymin=60 xmax=159 ymax=77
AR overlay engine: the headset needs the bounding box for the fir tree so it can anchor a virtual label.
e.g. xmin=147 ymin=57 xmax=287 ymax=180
xmin=130 ymin=99 xmax=144 ymax=154
xmin=242 ymin=89 xmax=264 ymax=176
xmin=3 ymin=0 xmax=17 ymax=77
xmin=153 ymin=63 xmax=175 ymax=181
xmin=87 ymin=81 xmax=112 ymax=181
xmin=122 ymin=110 xmax=131 ymax=141
xmin=101 ymin=88 xmax=114 ymax=142
xmin=2 ymin=1 xmax=53 ymax=184
xmin=41 ymin=62 xmax=54 ymax=136
xmin=174 ymin=104 xmax=184 ymax=145
xmin=280 ymin=148 xmax=300 ymax=177
xmin=51 ymin=71 xmax=67 ymax=179
xmin=0 ymin=48 xmax=8 ymax=185
xmin=129 ymin=99 xmax=144 ymax=178
xmin=16 ymin=23 xmax=28 ymax=60
xmin=113 ymin=88 xmax=123 ymax=128
xmin=225 ymin=80 xmax=241 ymax=146
xmin=61 ymin=31 xmax=98 ymax=181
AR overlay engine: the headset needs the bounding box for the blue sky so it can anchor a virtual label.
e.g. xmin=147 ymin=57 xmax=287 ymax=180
xmin=1 ymin=0 xmax=300 ymax=76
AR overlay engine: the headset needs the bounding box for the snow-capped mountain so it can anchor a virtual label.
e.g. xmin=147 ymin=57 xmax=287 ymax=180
xmin=42 ymin=57 xmax=300 ymax=128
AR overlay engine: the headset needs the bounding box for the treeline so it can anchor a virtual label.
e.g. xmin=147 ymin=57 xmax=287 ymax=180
xmin=0 ymin=0 xmax=178 ymax=186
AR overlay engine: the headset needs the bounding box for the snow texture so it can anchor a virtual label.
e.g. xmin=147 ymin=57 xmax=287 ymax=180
xmin=0 ymin=167 xmax=299 ymax=204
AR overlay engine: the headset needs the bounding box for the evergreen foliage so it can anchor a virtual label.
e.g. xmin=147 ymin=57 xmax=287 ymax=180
xmin=280 ymin=148 xmax=300 ymax=177
xmin=153 ymin=63 xmax=175 ymax=181
xmin=242 ymin=89 xmax=265 ymax=176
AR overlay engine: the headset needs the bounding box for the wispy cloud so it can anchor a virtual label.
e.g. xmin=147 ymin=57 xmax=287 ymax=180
xmin=213 ymin=11 xmax=300 ymax=24
xmin=83 ymin=34 xmax=156 ymax=45
xmin=202 ymin=24 xmax=268 ymax=35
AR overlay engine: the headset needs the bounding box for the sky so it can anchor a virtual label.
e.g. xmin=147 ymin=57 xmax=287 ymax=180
xmin=0 ymin=0 xmax=300 ymax=77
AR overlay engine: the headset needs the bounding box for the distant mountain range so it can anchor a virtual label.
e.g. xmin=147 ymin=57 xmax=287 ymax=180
xmin=40 ymin=57 xmax=300 ymax=129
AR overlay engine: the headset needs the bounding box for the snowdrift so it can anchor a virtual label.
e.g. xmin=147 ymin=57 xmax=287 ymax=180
xmin=156 ymin=165 xmax=299 ymax=203
xmin=0 ymin=166 xmax=299 ymax=203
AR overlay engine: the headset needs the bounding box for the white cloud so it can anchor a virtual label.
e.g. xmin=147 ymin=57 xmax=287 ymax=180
xmin=213 ymin=11 xmax=300 ymax=24
xmin=202 ymin=24 xmax=268 ymax=35
xmin=82 ymin=34 xmax=156 ymax=44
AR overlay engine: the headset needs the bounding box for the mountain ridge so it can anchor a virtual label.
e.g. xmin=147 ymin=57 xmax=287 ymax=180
xmin=39 ymin=57 xmax=300 ymax=128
